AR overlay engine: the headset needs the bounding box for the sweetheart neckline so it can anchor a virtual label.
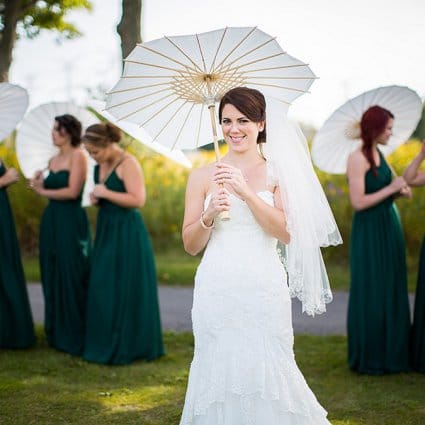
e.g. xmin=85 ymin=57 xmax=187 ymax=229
xmin=205 ymin=190 xmax=274 ymax=201
xmin=49 ymin=169 xmax=70 ymax=174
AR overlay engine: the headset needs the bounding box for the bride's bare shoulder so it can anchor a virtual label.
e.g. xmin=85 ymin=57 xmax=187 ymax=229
xmin=188 ymin=162 xmax=216 ymax=183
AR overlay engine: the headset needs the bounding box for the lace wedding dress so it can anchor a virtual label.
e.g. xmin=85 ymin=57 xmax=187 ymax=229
xmin=180 ymin=191 xmax=331 ymax=425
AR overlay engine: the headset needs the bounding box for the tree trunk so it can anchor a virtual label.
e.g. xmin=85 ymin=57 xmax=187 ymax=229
xmin=0 ymin=0 xmax=22 ymax=82
xmin=117 ymin=0 xmax=142 ymax=67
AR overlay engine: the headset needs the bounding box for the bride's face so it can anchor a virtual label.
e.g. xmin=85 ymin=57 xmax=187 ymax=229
xmin=220 ymin=104 xmax=264 ymax=153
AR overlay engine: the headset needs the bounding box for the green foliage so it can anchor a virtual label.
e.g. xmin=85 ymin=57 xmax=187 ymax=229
xmin=4 ymin=134 xmax=425 ymax=275
xmin=12 ymin=0 xmax=92 ymax=40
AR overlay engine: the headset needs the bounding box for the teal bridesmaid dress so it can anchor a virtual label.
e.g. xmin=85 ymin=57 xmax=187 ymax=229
xmin=39 ymin=170 xmax=91 ymax=355
xmin=0 ymin=162 xmax=35 ymax=348
xmin=83 ymin=165 xmax=164 ymax=365
xmin=348 ymin=152 xmax=410 ymax=374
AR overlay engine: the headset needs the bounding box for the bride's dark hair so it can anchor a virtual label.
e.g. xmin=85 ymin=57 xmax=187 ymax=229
xmin=218 ymin=87 xmax=266 ymax=144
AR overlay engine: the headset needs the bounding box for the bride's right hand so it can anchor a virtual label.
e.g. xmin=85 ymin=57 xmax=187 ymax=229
xmin=205 ymin=188 xmax=231 ymax=220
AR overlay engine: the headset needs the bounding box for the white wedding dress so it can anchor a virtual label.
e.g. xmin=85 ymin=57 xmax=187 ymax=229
xmin=180 ymin=191 xmax=331 ymax=425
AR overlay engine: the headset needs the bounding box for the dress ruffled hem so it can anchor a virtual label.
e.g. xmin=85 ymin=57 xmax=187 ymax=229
xmin=180 ymin=390 xmax=330 ymax=425
xmin=180 ymin=330 xmax=330 ymax=425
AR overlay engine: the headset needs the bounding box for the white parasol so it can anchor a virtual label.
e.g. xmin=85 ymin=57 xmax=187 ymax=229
xmin=105 ymin=26 xmax=316 ymax=160
xmin=15 ymin=102 xmax=98 ymax=206
xmin=90 ymin=101 xmax=191 ymax=168
xmin=0 ymin=82 xmax=29 ymax=142
xmin=311 ymin=85 xmax=423 ymax=174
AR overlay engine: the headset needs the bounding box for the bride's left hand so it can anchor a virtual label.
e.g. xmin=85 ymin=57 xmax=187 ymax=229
xmin=213 ymin=163 xmax=251 ymax=198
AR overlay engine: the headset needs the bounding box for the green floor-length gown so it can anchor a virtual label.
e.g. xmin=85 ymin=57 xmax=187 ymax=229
xmin=411 ymin=236 xmax=425 ymax=373
xmin=39 ymin=170 xmax=91 ymax=355
xmin=0 ymin=162 xmax=35 ymax=348
xmin=348 ymin=152 xmax=410 ymax=374
xmin=83 ymin=165 xmax=164 ymax=365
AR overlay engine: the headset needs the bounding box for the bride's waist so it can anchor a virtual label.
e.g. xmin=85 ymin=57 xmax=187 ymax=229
xmin=206 ymin=240 xmax=277 ymax=255
xmin=210 ymin=229 xmax=276 ymax=243
xmin=203 ymin=240 xmax=279 ymax=259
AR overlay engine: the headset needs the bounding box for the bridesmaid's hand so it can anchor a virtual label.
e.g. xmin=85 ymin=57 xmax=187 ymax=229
xmin=389 ymin=176 xmax=407 ymax=194
xmin=3 ymin=168 xmax=19 ymax=186
xmin=33 ymin=170 xmax=43 ymax=180
xmin=92 ymin=184 xmax=108 ymax=199
xmin=29 ymin=173 xmax=44 ymax=193
xmin=89 ymin=192 xmax=99 ymax=205
xmin=399 ymin=186 xmax=412 ymax=199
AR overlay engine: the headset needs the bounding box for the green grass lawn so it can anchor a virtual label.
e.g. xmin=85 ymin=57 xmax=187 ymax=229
xmin=24 ymin=248 xmax=419 ymax=292
xmin=0 ymin=329 xmax=424 ymax=424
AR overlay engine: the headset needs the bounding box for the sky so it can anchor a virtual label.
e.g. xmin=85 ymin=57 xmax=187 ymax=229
xmin=9 ymin=0 xmax=425 ymax=129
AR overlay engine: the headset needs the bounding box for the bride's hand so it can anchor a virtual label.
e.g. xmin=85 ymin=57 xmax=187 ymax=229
xmin=202 ymin=188 xmax=231 ymax=224
xmin=213 ymin=163 xmax=250 ymax=198
xmin=211 ymin=187 xmax=231 ymax=211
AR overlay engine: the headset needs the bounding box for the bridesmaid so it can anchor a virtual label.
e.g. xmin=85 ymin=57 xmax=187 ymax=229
xmin=30 ymin=114 xmax=91 ymax=356
xmin=0 ymin=161 xmax=35 ymax=348
xmin=81 ymin=122 xmax=163 ymax=365
xmin=346 ymin=105 xmax=411 ymax=374
xmin=403 ymin=140 xmax=425 ymax=373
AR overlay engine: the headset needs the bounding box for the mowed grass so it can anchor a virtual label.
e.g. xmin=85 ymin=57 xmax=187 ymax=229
xmin=0 ymin=329 xmax=424 ymax=424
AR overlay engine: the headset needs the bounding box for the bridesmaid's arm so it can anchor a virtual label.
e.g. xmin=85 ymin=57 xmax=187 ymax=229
xmin=404 ymin=141 xmax=425 ymax=186
xmin=31 ymin=150 xmax=87 ymax=200
xmin=347 ymin=151 xmax=406 ymax=211
xmin=0 ymin=167 xmax=19 ymax=188
xmin=92 ymin=155 xmax=145 ymax=208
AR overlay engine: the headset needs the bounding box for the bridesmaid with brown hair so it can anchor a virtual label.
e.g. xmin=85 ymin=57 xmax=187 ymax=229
xmin=30 ymin=114 xmax=91 ymax=356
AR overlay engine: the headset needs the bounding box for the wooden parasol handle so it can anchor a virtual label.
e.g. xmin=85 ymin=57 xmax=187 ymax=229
xmin=208 ymin=103 xmax=230 ymax=221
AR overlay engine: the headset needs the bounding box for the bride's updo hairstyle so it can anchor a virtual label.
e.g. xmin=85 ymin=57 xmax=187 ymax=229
xmin=218 ymin=87 xmax=266 ymax=145
xmin=82 ymin=122 xmax=122 ymax=148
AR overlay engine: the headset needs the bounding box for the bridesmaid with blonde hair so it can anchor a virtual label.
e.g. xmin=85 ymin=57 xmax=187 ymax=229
xmin=82 ymin=122 xmax=163 ymax=365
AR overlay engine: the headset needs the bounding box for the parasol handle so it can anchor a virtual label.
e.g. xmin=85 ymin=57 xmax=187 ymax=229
xmin=208 ymin=104 xmax=230 ymax=221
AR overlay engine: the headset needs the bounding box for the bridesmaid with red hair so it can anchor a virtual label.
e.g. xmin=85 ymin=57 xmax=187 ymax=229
xmin=346 ymin=105 xmax=411 ymax=374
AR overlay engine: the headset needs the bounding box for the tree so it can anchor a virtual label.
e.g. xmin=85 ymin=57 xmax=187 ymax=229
xmin=0 ymin=0 xmax=92 ymax=82
xmin=117 ymin=0 xmax=141 ymax=65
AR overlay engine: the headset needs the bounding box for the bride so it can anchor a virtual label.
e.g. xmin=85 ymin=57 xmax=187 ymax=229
xmin=180 ymin=87 xmax=341 ymax=424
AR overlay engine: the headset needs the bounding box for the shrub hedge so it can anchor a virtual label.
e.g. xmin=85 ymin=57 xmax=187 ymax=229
xmin=2 ymin=134 xmax=425 ymax=265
